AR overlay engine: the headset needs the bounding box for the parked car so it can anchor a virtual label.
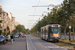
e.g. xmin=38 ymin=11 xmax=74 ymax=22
xmin=22 ymin=34 xmax=26 ymax=37
xmin=15 ymin=34 xmax=19 ymax=38
xmin=13 ymin=34 xmax=15 ymax=38
xmin=13 ymin=34 xmax=15 ymax=41
xmin=0 ymin=35 xmax=5 ymax=44
xmin=4 ymin=35 xmax=6 ymax=37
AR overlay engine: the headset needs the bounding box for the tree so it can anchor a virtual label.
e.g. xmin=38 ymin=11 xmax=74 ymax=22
xmin=12 ymin=29 xmax=18 ymax=34
xmin=71 ymin=14 xmax=75 ymax=40
xmin=62 ymin=0 xmax=75 ymax=40
xmin=12 ymin=24 xmax=26 ymax=34
xmin=16 ymin=25 xmax=26 ymax=33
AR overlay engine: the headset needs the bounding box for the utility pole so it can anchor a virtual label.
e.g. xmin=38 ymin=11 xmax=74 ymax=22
xmin=69 ymin=0 xmax=71 ymax=41
xmin=72 ymin=14 xmax=75 ymax=40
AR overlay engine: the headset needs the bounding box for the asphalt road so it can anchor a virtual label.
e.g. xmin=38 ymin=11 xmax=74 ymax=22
xmin=0 ymin=35 xmax=73 ymax=50
xmin=27 ymin=35 xmax=68 ymax=50
xmin=0 ymin=37 xmax=26 ymax=50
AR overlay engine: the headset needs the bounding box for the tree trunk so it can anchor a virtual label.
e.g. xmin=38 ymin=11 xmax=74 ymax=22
xmin=73 ymin=24 xmax=74 ymax=40
xmin=64 ymin=27 xmax=66 ymax=39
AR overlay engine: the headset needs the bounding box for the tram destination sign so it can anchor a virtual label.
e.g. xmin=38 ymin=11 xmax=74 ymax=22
xmin=52 ymin=25 xmax=60 ymax=27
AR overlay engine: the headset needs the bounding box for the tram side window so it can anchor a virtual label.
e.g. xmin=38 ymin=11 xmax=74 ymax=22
xmin=43 ymin=29 xmax=44 ymax=35
xmin=45 ymin=30 xmax=47 ymax=33
xmin=41 ymin=29 xmax=43 ymax=35
xmin=46 ymin=29 xmax=48 ymax=35
xmin=44 ymin=29 xmax=45 ymax=35
xmin=45 ymin=29 xmax=46 ymax=33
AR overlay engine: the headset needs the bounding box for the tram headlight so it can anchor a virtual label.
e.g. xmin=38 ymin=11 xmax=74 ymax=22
xmin=52 ymin=25 xmax=53 ymax=27
xmin=58 ymin=25 xmax=60 ymax=27
xmin=53 ymin=37 xmax=55 ymax=38
xmin=57 ymin=37 xmax=59 ymax=38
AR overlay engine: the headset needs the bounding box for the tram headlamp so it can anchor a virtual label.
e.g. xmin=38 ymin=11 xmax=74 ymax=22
xmin=52 ymin=25 xmax=53 ymax=27
xmin=57 ymin=37 xmax=59 ymax=38
xmin=58 ymin=25 xmax=60 ymax=27
xmin=53 ymin=37 xmax=55 ymax=38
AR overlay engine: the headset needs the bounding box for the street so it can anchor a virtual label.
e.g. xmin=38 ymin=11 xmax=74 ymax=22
xmin=0 ymin=37 xmax=26 ymax=50
xmin=27 ymin=35 xmax=68 ymax=50
xmin=0 ymin=35 xmax=72 ymax=50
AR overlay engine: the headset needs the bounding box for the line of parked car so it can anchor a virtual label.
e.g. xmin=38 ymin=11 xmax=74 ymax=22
xmin=15 ymin=33 xmax=26 ymax=38
xmin=0 ymin=34 xmax=15 ymax=44
xmin=0 ymin=35 xmax=5 ymax=44
xmin=21 ymin=34 xmax=26 ymax=37
xmin=0 ymin=33 xmax=26 ymax=44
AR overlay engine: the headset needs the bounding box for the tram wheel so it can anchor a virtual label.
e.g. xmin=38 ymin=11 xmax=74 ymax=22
xmin=41 ymin=38 xmax=43 ymax=40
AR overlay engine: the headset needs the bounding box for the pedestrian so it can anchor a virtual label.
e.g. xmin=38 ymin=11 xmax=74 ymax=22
xmin=8 ymin=33 xmax=11 ymax=44
xmin=11 ymin=34 xmax=13 ymax=44
xmin=5 ymin=35 xmax=9 ymax=45
xmin=13 ymin=34 xmax=15 ymax=41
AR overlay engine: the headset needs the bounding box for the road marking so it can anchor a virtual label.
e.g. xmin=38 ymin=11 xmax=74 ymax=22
xmin=27 ymin=38 xmax=29 ymax=50
xmin=29 ymin=38 xmax=37 ymax=50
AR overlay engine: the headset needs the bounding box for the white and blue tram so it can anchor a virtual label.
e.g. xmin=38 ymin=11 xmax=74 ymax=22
xmin=41 ymin=24 xmax=61 ymax=42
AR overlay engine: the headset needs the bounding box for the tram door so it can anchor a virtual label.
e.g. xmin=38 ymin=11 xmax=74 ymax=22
xmin=48 ymin=26 xmax=51 ymax=40
xmin=48 ymin=26 xmax=53 ymax=40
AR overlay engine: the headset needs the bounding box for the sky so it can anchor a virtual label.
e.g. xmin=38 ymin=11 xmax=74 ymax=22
xmin=0 ymin=0 xmax=64 ymax=30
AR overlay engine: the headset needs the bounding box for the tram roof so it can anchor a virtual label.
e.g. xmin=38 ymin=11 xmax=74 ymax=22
xmin=41 ymin=24 xmax=61 ymax=29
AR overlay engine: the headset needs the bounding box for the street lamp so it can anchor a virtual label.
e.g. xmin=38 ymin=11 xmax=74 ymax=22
xmin=65 ymin=0 xmax=71 ymax=41
xmin=71 ymin=14 xmax=75 ymax=40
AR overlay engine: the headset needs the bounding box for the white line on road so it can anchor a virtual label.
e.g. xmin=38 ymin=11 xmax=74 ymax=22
xmin=29 ymin=38 xmax=37 ymax=50
xmin=27 ymin=38 xmax=29 ymax=50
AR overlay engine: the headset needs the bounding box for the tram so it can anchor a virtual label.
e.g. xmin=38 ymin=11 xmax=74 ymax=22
xmin=41 ymin=23 xmax=61 ymax=42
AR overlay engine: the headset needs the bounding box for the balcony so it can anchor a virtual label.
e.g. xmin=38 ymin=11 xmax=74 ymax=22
xmin=0 ymin=17 xmax=2 ymax=20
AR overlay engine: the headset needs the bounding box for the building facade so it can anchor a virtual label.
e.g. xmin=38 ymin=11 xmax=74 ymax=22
xmin=15 ymin=22 xmax=20 ymax=26
xmin=0 ymin=6 xmax=16 ymax=34
xmin=0 ymin=6 xmax=3 ymax=34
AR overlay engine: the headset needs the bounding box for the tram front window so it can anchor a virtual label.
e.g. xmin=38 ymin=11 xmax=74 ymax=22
xmin=51 ymin=28 xmax=60 ymax=33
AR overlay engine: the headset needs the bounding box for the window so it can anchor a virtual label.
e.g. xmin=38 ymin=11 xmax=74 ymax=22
xmin=51 ymin=27 xmax=60 ymax=33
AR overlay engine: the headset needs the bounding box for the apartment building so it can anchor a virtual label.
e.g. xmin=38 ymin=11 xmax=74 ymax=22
xmin=0 ymin=6 xmax=16 ymax=34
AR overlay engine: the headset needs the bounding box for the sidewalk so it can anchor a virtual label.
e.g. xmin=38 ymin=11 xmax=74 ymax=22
xmin=0 ymin=37 xmax=26 ymax=50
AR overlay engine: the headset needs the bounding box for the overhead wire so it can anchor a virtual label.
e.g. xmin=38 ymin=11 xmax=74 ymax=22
xmin=30 ymin=0 xmax=40 ymax=29
xmin=33 ymin=0 xmax=40 ymax=18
